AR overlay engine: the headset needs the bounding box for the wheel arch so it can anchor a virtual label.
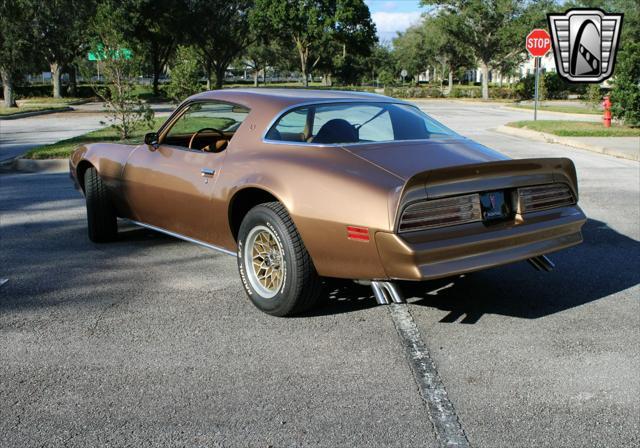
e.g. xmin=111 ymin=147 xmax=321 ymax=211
xmin=76 ymin=160 xmax=95 ymax=193
xmin=228 ymin=186 xmax=286 ymax=242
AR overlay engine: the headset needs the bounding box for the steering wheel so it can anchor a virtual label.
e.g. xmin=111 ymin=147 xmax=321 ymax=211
xmin=188 ymin=127 xmax=225 ymax=150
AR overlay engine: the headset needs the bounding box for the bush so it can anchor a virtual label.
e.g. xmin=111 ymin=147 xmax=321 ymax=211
xmin=14 ymin=83 xmax=96 ymax=99
xmin=584 ymin=84 xmax=602 ymax=108
xmin=610 ymin=41 xmax=640 ymax=127
xmin=450 ymin=86 xmax=481 ymax=98
xmin=537 ymin=73 xmax=547 ymax=101
xmin=166 ymin=46 xmax=203 ymax=103
xmin=378 ymin=70 xmax=397 ymax=87
xmin=515 ymin=72 xmax=587 ymax=100
xmin=383 ymin=85 xmax=443 ymax=98
xmin=449 ymin=85 xmax=514 ymax=99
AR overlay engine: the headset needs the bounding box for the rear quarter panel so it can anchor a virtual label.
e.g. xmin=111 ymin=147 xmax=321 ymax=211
xmin=217 ymin=142 xmax=404 ymax=279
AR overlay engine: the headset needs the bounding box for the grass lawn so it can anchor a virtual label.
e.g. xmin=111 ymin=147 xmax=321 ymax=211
xmin=0 ymin=97 xmax=86 ymax=117
xmin=511 ymin=103 xmax=600 ymax=115
xmin=507 ymin=120 xmax=640 ymax=137
xmin=23 ymin=117 xmax=167 ymax=160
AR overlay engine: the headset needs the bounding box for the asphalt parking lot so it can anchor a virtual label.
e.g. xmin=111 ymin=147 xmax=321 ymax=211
xmin=1 ymin=102 xmax=638 ymax=447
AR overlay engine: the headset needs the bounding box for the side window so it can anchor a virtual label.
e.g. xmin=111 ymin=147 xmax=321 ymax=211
xmin=163 ymin=101 xmax=249 ymax=148
xmin=265 ymin=107 xmax=308 ymax=142
xmin=353 ymin=109 xmax=393 ymax=142
xmin=266 ymin=103 xmax=395 ymax=144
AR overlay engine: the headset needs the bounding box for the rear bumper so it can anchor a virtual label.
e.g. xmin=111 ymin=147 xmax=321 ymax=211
xmin=375 ymin=205 xmax=586 ymax=280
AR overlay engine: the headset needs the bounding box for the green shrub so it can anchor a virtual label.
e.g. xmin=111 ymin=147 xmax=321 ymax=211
xmin=584 ymin=84 xmax=602 ymax=108
xmin=515 ymin=72 xmax=587 ymax=100
xmin=15 ymin=84 xmax=96 ymax=99
xmin=450 ymin=86 xmax=481 ymax=98
xmin=378 ymin=70 xmax=397 ymax=87
xmin=449 ymin=85 xmax=514 ymax=99
xmin=167 ymin=46 xmax=203 ymax=103
xmin=610 ymin=41 xmax=640 ymax=127
xmin=537 ymin=73 xmax=547 ymax=101
xmin=383 ymin=85 xmax=443 ymax=98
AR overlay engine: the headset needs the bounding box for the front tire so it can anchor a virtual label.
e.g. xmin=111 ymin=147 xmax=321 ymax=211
xmin=84 ymin=167 xmax=117 ymax=242
xmin=237 ymin=202 xmax=321 ymax=316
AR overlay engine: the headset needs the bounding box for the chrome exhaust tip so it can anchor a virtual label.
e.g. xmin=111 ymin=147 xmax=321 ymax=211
xmin=528 ymin=255 xmax=555 ymax=272
xmin=371 ymin=281 xmax=405 ymax=304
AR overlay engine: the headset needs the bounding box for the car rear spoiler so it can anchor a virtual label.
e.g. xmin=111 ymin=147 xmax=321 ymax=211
xmin=398 ymin=157 xmax=579 ymax=213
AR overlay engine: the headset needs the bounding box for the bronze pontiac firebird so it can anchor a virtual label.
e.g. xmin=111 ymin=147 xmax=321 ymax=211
xmin=70 ymin=89 xmax=586 ymax=316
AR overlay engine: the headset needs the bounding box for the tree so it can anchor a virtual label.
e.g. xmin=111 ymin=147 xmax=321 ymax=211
xmin=251 ymin=0 xmax=332 ymax=87
xmin=425 ymin=13 xmax=475 ymax=93
xmin=367 ymin=43 xmax=396 ymax=85
xmin=422 ymin=0 xmax=552 ymax=99
xmin=89 ymin=1 xmax=154 ymax=139
xmin=251 ymin=0 xmax=376 ymax=87
xmin=33 ymin=0 xmax=95 ymax=98
xmin=0 ymin=0 xmax=38 ymax=107
xmin=332 ymin=0 xmax=377 ymax=83
xmin=167 ymin=46 xmax=202 ymax=102
xmin=392 ymin=25 xmax=430 ymax=82
xmin=130 ymin=0 xmax=187 ymax=96
xmin=605 ymin=0 xmax=639 ymax=126
xmin=244 ymin=38 xmax=277 ymax=86
xmin=186 ymin=0 xmax=253 ymax=89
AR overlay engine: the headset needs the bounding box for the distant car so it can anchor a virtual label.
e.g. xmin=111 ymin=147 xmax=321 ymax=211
xmin=69 ymin=89 xmax=586 ymax=316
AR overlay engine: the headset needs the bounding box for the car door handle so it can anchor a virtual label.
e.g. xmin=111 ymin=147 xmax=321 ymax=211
xmin=201 ymin=168 xmax=215 ymax=177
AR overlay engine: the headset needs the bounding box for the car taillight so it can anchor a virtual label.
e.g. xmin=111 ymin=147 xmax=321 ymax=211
xmin=398 ymin=193 xmax=482 ymax=232
xmin=518 ymin=183 xmax=575 ymax=213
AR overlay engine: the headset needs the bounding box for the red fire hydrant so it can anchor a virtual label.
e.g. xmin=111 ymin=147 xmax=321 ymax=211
xmin=602 ymin=95 xmax=612 ymax=128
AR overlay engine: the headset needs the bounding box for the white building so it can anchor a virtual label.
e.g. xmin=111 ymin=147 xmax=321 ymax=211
xmin=417 ymin=53 xmax=558 ymax=84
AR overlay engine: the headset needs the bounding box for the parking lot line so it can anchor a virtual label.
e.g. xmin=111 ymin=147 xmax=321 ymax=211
xmin=389 ymin=303 xmax=470 ymax=448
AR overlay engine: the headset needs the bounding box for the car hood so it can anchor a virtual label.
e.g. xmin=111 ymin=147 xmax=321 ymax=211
xmin=342 ymin=138 xmax=509 ymax=180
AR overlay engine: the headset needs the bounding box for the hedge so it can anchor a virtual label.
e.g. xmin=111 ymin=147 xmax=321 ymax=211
xmin=383 ymin=86 xmax=444 ymax=98
xmin=15 ymin=84 xmax=96 ymax=99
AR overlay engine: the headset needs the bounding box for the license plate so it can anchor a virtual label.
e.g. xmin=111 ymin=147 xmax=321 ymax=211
xmin=479 ymin=191 xmax=510 ymax=221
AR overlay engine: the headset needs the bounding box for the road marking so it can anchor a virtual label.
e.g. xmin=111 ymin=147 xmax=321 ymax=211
xmin=388 ymin=303 xmax=470 ymax=448
xmin=0 ymin=278 xmax=7 ymax=288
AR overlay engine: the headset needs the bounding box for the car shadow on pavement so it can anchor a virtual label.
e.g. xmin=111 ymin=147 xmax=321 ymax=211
xmin=310 ymin=218 xmax=640 ymax=322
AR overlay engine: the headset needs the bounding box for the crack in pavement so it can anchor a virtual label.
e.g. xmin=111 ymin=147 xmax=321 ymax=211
xmin=388 ymin=303 xmax=470 ymax=448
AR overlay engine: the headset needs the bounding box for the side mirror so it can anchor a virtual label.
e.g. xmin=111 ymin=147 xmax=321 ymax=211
xmin=144 ymin=132 xmax=159 ymax=150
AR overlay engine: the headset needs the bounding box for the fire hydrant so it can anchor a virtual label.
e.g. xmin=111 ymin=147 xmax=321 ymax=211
xmin=602 ymin=95 xmax=612 ymax=128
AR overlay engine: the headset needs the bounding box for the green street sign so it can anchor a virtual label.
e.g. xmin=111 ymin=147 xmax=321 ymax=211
xmin=88 ymin=45 xmax=132 ymax=61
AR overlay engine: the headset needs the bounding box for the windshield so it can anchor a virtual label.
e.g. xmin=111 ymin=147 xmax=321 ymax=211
xmin=265 ymin=102 xmax=457 ymax=145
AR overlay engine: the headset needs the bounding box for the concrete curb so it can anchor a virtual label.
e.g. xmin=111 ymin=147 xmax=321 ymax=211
xmin=496 ymin=125 xmax=639 ymax=162
xmin=0 ymin=107 xmax=73 ymax=120
xmin=5 ymin=158 xmax=69 ymax=173
xmin=502 ymin=106 xmax=601 ymax=120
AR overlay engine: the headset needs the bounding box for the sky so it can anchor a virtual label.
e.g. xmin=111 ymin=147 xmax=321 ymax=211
xmin=364 ymin=0 xmax=426 ymax=43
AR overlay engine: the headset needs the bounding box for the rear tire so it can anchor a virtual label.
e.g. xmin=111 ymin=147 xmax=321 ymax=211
xmin=84 ymin=167 xmax=117 ymax=242
xmin=237 ymin=202 xmax=322 ymax=316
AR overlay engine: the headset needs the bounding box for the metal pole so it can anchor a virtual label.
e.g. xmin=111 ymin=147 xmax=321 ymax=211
xmin=534 ymin=57 xmax=539 ymax=121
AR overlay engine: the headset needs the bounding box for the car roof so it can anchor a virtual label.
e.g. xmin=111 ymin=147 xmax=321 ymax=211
xmin=186 ymin=88 xmax=404 ymax=111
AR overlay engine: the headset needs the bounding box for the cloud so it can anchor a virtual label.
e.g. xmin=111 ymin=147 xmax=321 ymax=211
xmin=372 ymin=11 xmax=423 ymax=40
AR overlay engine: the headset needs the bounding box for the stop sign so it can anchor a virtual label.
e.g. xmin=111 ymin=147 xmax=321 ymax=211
xmin=526 ymin=29 xmax=551 ymax=57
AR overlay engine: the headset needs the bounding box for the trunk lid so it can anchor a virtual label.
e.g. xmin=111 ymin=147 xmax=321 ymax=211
xmin=342 ymin=138 xmax=508 ymax=180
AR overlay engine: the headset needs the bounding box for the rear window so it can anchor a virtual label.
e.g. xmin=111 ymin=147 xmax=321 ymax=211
xmin=264 ymin=102 xmax=455 ymax=145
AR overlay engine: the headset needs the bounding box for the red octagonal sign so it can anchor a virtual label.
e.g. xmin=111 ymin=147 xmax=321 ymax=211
xmin=526 ymin=29 xmax=551 ymax=57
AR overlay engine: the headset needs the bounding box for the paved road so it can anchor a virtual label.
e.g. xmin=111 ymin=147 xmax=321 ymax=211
xmin=0 ymin=103 xmax=174 ymax=162
xmin=1 ymin=101 xmax=638 ymax=447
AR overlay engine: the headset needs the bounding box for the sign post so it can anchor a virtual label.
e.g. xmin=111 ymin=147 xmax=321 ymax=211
xmin=534 ymin=57 xmax=540 ymax=121
xmin=526 ymin=29 xmax=552 ymax=121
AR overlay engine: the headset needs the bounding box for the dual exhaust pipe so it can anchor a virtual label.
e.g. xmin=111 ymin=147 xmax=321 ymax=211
xmin=365 ymin=256 xmax=554 ymax=306
xmin=528 ymin=255 xmax=555 ymax=272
